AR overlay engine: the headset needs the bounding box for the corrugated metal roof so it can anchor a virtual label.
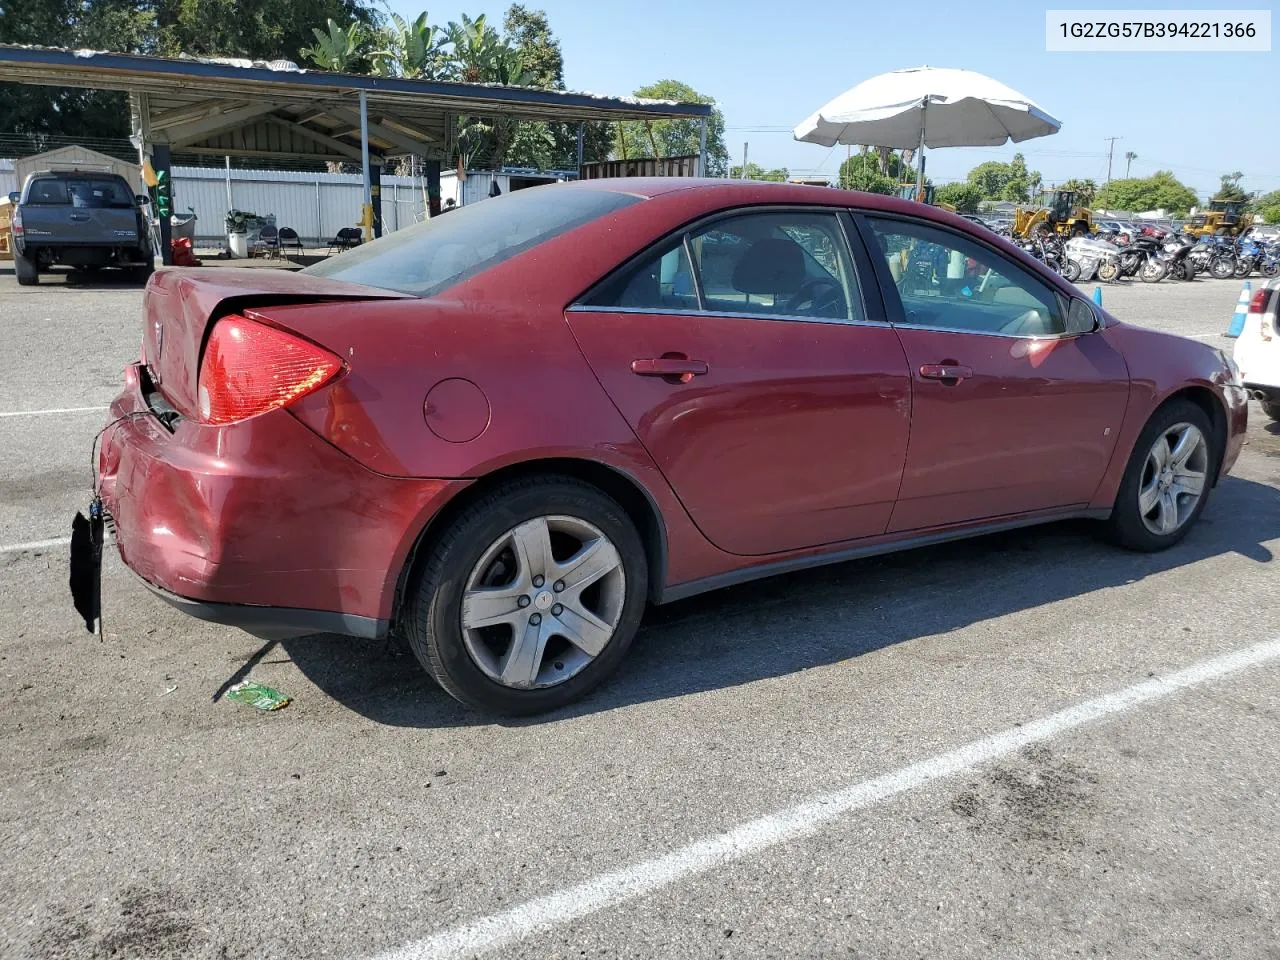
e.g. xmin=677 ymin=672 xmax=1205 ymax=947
xmin=0 ymin=44 xmax=710 ymax=164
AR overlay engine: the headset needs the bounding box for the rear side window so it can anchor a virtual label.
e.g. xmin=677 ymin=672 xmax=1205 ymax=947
xmin=304 ymin=186 xmax=641 ymax=297
xmin=26 ymin=179 xmax=69 ymax=204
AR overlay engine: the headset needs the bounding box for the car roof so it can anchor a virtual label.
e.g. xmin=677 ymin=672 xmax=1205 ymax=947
xmin=563 ymin=176 xmax=979 ymax=223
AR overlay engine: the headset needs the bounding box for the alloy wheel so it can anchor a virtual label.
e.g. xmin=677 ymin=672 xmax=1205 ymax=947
xmin=460 ymin=515 xmax=626 ymax=690
xmin=1138 ymin=422 xmax=1209 ymax=536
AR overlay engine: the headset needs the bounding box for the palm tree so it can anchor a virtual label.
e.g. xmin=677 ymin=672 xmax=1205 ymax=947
xmin=1124 ymin=151 xmax=1137 ymax=178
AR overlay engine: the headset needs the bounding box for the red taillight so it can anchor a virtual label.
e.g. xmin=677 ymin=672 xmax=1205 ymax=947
xmin=11 ymin=208 xmax=22 ymax=236
xmin=1249 ymin=288 xmax=1271 ymax=313
xmin=197 ymin=314 xmax=342 ymax=425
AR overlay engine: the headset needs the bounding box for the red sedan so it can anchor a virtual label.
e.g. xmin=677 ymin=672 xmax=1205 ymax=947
xmin=83 ymin=180 xmax=1249 ymax=714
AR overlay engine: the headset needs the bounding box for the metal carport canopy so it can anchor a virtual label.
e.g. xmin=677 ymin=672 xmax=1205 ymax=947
xmin=0 ymin=44 xmax=711 ymax=164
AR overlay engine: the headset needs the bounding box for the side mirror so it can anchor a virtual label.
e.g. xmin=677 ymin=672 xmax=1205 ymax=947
xmin=1067 ymin=297 xmax=1102 ymax=335
xmin=7 ymin=191 xmax=18 ymax=204
xmin=136 ymin=194 xmax=151 ymax=205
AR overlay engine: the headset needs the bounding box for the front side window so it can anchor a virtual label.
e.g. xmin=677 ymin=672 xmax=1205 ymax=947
xmin=867 ymin=217 xmax=1066 ymax=337
xmin=689 ymin=212 xmax=861 ymax=321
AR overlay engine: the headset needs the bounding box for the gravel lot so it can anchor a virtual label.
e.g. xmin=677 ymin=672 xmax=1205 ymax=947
xmin=1 ymin=265 xmax=1277 ymax=960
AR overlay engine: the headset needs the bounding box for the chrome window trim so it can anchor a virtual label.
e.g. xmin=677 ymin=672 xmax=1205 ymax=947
xmin=565 ymin=303 xmax=894 ymax=329
xmin=888 ymin=320 xmax=1091 ymax=342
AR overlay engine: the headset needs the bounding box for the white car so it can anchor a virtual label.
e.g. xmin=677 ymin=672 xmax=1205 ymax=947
xmin=1234 ymin=277 xmax=1280 ymax=421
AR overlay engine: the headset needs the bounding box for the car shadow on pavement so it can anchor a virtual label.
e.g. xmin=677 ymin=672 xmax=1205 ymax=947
xmin=0 ymin=265 xmax=148 ymax=289
xmin=281 ymin=474 xmax=1280 ymax=728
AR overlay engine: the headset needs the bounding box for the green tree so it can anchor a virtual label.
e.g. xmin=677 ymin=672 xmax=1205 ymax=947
xmin=501 ymin=5 xmax=589 ymax=170
xmin=154 ymin=0 xmax=376 ymax=61
xmin=613 ymin=80 xmax=727 ymax=176
xmin=1095 ymin=171 xmax=1200 ymax=216
xmin=966 ymin=160 xmax=1012 ymax=199
xmin=0 ymin=0 xmax=155 ymax=146
xmin=730 ymin=162 xmax=788 ymax=182
xmin=933 ymin=182 xmax=984 ymax=212
xmin=1212 ymin=171 xmax=1249 ymax=205
xmin=837 ymin=149 xmax=915 ymax=194
xmin=1057 ymin=178 xmax=1098 ymax=206
xmin=1262 ymin=205 xmax=1280 ymax=224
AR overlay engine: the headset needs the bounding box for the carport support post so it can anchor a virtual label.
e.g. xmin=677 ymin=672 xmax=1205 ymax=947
xmin=359 ymin=90 xmax=372 ymax=241
xmin=370 ymin=163 xmax=383 ymax=239
xmin=698 ymin=117 xmax=707 ymax=178
xmin=425 ymin=159 xmax=441 ymax=217
xmin=152 ymin=143 xmax=173 ymax=266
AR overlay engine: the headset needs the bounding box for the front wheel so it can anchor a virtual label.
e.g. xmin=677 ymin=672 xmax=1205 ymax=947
xmin=1097 ymin=260 xmax=1121 ymax=283
xmin=1061 ymin=259 xmax=1082 ymax=283
xmin=1104 ymin=400 xmax=1216 ymax=551
xmin=404 ymin=476 xmax=648 ymax=715
xmin=1234 ymin=260 xmax=1252 ymax=278
xmin=1140 ymin=259 xmax=1167 ymax=283
xmin=1262 ymin=261 xmax=1280 ymax=279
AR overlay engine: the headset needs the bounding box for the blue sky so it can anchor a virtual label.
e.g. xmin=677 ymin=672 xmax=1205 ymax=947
xmin=386 ymin=0 xmax=1278 ymax=198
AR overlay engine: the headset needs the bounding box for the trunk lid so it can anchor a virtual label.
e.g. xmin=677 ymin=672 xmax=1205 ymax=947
xmin=143 ymin=267 xmax=412 ymax=419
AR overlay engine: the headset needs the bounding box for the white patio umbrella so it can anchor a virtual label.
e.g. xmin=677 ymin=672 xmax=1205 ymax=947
xmin=793 ymin=67 xmax=1061 ymax=197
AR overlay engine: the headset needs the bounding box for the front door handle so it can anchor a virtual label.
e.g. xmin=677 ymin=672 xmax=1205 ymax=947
xmin=631 ymin=357 xmax=709 ymax=383
xmin=919 ymin=363 xmax=973 ymax=384
xmin=70 ymin=213 xmax=91 ymax=221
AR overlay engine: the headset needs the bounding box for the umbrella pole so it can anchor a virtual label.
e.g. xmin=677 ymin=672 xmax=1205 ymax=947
xmin=915 ymin=97 xmax=927 ymax=200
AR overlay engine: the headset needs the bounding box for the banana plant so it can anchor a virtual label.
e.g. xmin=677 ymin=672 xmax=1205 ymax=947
xmin=371 ymin=12 xmax=446 ymax=80
xmin=301 ymin=19 xmax=367 ymax=73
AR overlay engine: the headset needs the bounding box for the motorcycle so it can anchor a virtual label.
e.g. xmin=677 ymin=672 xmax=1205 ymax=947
xmin=1260 ymin=242 xmax=1280 ymax=279
xmin=1158 ymin=234 xmax=1197 ymax=281
xmin=1192 ymin=235 xmax=1238 ymax=279
xmin=1062 ymin=235 xmax=1115 ymax=283
xmin=1113 ymin=235 xmax=1167 ymax=282
xmin=1234 ymin=237 xmax=1268 ymax=278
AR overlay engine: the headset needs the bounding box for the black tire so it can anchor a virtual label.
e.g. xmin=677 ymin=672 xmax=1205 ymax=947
xmin=1180 ymin=260 xmax=1196 ymax=280
xmin=404 ymin=476 xmax=649 ymax=715
xmin=1140 ymin=259 xmax=1167 ymax=283
xmin=1263 ymin=400 xmax=1280 ymax=422
xmin=1104 ymin=399 xmax=1217 ymax=552
xmin=1097 ymin=260 xmax=1121 ymax=283
xmin=14 ymin=250 xmax=38 ymax=286
xmin=1210 ymin=256 xmax=1235 ymax=280
xmin=1062 ymin=259 xmax=1081 ymax=283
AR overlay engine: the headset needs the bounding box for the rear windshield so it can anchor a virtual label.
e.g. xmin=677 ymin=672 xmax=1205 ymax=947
xmin=303 ymin=185 xmax=641 ymax=297
xmin=27 ymin=177 xmax=135 ymax=208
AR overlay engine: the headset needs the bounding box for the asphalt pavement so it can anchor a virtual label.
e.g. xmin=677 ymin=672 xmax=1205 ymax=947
xmin=1 ymin=265 xmax=1278 ymax=959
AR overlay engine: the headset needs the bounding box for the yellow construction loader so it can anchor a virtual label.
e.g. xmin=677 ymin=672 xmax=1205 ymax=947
xmin=1185 ymin=201 xmax=1248 ymax=238
xmin=1014 ymin=190 xmax=1093 ymax=238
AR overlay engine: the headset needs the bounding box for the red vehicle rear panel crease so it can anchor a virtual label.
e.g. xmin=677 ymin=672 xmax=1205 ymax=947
xmin=99 ymin=179 xmax=1248 ymax=636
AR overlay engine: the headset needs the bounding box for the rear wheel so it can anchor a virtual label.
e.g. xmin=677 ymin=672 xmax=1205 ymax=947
xmin=1061 ymin=259 xmax=1081 ymax=283
xmin=14 ymin=250 xmax=38 ymax=286
xmin=1104 ymin=400 xmax=1216 ymax=551
xmin=1262 ymin=261 xmax=1280 ymax=279
xmin=404 ymin=476 xmax=648 ymax=715
xmin=1263 ymin=400 xmax=1280 ymax=422
xmin=1234 ymin=260 xmax=1252 ymax=278
xmin=1210 ymin=256 xmax=1236 ymax=280
xmin=1097 ymin=260 xmax=1121 ymax=283
xmin=1140 ymin=259 xmax=1167 ymax=283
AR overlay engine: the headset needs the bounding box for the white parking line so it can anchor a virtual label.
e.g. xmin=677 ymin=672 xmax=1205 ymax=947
xmin=0 ymin=405 xmax=107 ymax=419
xmin=0 ymin=537 xmax=72 ymax=555
xmin=373 ymin=636 xmax=1280 ymax=960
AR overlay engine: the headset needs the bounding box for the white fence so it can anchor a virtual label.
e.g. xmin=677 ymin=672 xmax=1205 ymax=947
xmin=1 ymin=159 xmax=431 ymax=246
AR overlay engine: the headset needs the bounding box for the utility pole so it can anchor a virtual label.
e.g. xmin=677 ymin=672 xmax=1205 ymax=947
xmin=741 ymin=142 xmax=748 ymax=180
xmin=1104 ymin=136 xmax=1121 ymax=183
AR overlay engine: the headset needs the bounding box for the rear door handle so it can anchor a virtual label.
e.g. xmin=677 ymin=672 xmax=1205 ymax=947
xmin=70 ymin=213 xmax=91 ymax=221
xmin=919 ymin=363 xmax=973 ymax=384
xmin=631 ymin=358 xmax=709 ymax=382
